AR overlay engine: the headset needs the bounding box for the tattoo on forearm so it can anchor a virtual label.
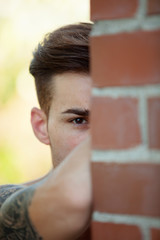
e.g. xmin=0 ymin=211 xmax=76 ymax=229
xmin=0 ymin=185 xmax=43 ymax=239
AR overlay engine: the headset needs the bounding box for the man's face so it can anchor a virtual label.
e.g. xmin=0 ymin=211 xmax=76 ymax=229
xmin=47 ymin=72 xmax=92 ymax=167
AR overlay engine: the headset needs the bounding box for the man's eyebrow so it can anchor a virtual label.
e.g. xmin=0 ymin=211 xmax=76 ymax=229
xmin=62 ymin=108 xmax=89 ymax=117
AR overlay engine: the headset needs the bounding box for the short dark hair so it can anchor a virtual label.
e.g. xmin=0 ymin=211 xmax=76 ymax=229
xmin=29 ymin=22 xmax=92 ymax=116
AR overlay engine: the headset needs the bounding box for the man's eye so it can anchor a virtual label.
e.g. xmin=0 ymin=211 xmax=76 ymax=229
xmin=72 ymin=118 xmax=87 ymax=124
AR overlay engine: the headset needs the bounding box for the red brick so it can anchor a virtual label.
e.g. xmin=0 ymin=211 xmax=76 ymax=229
xmin=91 ymin=97 xmax=141 ymax=149
xmin=91 ymin=30 xmax=160 ymax=87
xmin=148 ymin=98 xmax=160 ymax=149
xmin=148 ymin=0 xmax=160 ymax=15
xmin=91 ymin=0 xmax=138 ymax=20
xmin=92 ymin=162 xmax=160 ymax=217
xmin=92 ymin=222 xmax=142 ymax=240
xmin=151 ymin=228 xmax=160 ymax=240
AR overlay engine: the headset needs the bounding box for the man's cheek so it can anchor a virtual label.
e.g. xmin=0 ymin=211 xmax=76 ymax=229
xmin=67 ymin=134 xmax=85 ymax=151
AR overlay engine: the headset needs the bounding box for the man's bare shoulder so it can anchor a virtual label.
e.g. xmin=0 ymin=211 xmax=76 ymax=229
xmin=0 ymin=184 xmax=25 ymax=209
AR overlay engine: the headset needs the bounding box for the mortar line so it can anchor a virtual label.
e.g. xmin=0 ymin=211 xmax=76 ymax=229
xmin=141 ymin=225 xmax=151 ymax=240
xmin=91 ymin=16 xmax=160 ymax=36
xmin=135 ymin=0 xmax=148 ymax=21
xmin=92 ymin=85 xmax=160 ymax=97
xmin=139 ymin=93 xmax=148 ymax=146
xmin=92 ymin=147 xmax=160 ymax=163
xmin=93 ymin=212 xmax=160 ymax=228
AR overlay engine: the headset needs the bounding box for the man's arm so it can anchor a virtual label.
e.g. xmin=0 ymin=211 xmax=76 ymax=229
xmin=0 ymin=185 xmax=43 ymax=239
xmin=0 ymin=138 xmax=92 ymax=240
xmin=0 ymin=185 xmax=25 ymax=209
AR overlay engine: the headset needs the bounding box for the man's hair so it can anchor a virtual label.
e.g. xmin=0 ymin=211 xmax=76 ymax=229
xmin=29 ymin=22 xmax=92 ymax=116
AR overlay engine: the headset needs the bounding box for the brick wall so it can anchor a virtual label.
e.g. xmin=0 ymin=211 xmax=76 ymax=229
xmin=90 ymin=0 xmax=160 ymax=239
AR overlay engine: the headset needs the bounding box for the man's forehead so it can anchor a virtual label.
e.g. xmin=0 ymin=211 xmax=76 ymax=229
xmin=51 ymin=72 xmax=91 ymax=99
xmin=53 ymin=72 xmax=91 ymax=88
xmin=49 ymin=72 xmax=91 ymax=114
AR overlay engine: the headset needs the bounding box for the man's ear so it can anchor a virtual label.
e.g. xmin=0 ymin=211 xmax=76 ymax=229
xmin=31 ymin=107 xmax=50 ymax=145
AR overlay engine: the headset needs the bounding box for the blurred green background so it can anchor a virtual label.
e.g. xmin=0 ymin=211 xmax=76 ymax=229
xmin=0 ymin=0 xmax=90 ymax=184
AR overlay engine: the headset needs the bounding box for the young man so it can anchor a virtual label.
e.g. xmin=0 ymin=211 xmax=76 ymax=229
xmin=0 ymin=22 xmax=92 ymax=239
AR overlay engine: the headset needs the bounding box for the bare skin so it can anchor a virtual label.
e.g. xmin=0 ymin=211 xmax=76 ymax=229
xmin=0 ymin=73 xmax=92 ymax=239
xmin=0 ymin=138 xmax=92 ymax=240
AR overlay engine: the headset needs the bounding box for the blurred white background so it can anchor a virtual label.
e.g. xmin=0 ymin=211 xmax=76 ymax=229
xmin=0 ymin=0 xmax=90 ymax=184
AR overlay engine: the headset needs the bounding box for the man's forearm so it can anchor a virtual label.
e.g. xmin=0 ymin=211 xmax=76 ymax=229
xmin=0 ymin=138 xmax=92 ymax=240
xmin=29 ymin=138 xmax=92 ymax=240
